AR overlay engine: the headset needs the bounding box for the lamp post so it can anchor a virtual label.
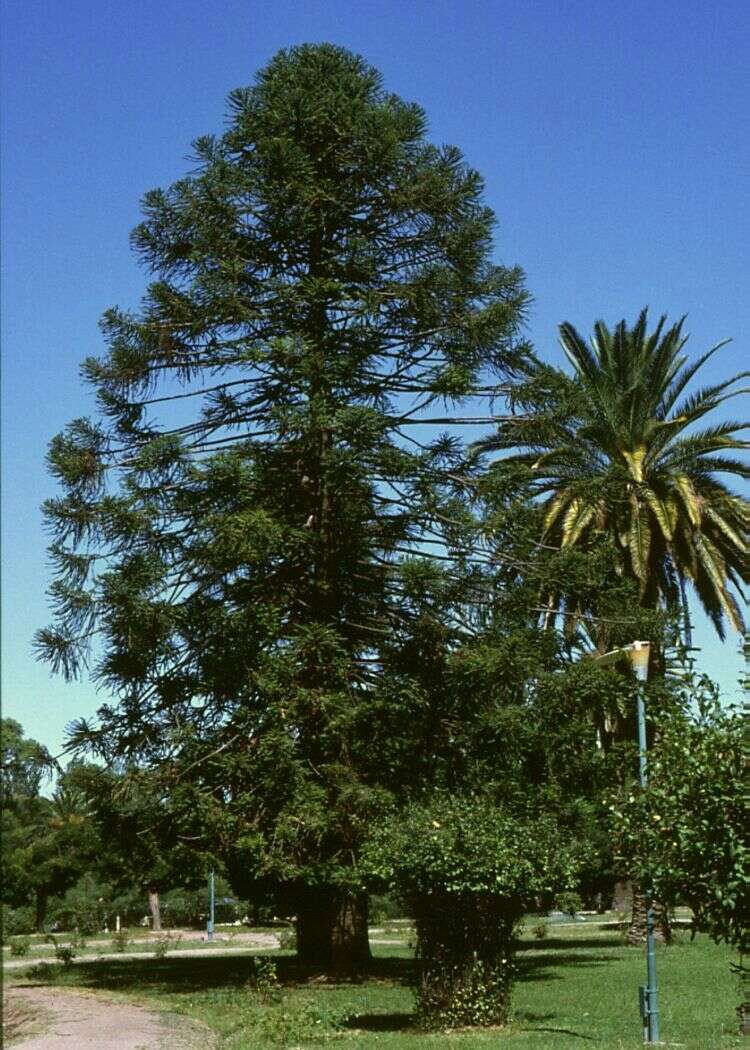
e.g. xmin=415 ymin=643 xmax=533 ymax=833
xmin=592 ymin=640 xmax=660 ymax=1044
xmin=207 ymin=870 xmax=215 ymax=942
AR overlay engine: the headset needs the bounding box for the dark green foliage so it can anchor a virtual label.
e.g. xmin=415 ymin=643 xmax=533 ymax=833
xmin=2 ymin=905 xmax=36 ymax=938
xmin=36 ymin=44 xmax=529 ymax=967
xmin=1 ymin=721 xmax=98 ymax=930
xmin=1 ymin=719 xmax=52 ymax=804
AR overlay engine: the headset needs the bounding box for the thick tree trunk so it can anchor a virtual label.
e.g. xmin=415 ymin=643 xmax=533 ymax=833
xmin=296 ymin=888 xmax=371 ymax=976
xmin=296 ymin=891 xmax=333 ymax=966
xmin=148 ymin=883 xmax=162 ymax=932
xmin=35 ymin=890 xmax=48 ymax=932
xmin=331 ymin=891 xmax=371 ymax=977
xmin=627 ymin=882 xmax=671 ymax=945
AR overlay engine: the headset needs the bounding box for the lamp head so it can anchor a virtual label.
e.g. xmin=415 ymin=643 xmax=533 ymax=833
xmin=628 ymin=641 xmax=651 ymax=682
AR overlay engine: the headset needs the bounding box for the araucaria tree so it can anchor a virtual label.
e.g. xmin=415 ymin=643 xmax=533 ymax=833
xmin=37 ymin=45 xmax=528 ymax=972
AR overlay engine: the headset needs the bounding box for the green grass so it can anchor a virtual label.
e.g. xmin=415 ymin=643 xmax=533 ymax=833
xmin=6 ymin=927 xmax=742 ymax=1049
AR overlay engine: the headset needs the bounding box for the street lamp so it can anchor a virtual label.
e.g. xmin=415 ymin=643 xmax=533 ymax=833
xmin=592 ymin=640 xmax=660 ymax=1045
xmin=207 ymin=870 xmax=215 ymax=942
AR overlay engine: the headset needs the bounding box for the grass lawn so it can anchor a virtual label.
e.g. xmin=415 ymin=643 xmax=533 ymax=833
xmin=7 ymin=926 xmax=742 ymax=1049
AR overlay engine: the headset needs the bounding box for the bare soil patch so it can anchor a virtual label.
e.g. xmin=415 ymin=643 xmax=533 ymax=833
xmin=4 ymin=985 xmax=211 ymax=1049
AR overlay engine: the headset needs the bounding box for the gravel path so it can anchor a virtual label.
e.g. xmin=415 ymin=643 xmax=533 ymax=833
xmin=3 ymin=933 xmax=280 ymax=971
xmin=6 ymin=985 xmax=209 ymax=1049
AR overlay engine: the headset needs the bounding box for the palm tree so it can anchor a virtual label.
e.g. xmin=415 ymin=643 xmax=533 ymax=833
xmin=479 ymin=309 xmax=748 ymax=940
xmin=480 ymin=309 xmax=748 ymax=642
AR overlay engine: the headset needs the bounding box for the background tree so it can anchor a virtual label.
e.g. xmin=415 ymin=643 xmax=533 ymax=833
xmin=68 ymin=763 xmax=213 ymax=932
xmin=36 ymin=43 xmax=529 ymax=973
xmin=612 ymin=674 xmax=747 ymax=1029
xmin=1 ymin=722 xmax=96 ymax=931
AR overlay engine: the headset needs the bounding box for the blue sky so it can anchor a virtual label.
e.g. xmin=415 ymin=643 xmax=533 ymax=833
xmin=2 ymin=0 xmax=748 ymax=753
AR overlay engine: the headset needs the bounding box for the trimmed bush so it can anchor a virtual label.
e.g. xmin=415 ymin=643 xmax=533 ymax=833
xmin=363 ymin=796 xmax=584 ymax=1029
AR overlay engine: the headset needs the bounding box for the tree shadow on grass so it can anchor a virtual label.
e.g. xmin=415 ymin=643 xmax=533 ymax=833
xmin=518 ymin=936 xmax=623 ymax=952
xmin=516 ymin=951 xmax=617 ymax=984
xmin=342 ymin=1012 xmax=414 ymax=1033
xmin=18 ymin=953 xmax=416 ymax=997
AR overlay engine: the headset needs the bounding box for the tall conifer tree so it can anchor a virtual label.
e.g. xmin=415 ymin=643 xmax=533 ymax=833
xmin=37 ymin=44 xmax=528 ymax=970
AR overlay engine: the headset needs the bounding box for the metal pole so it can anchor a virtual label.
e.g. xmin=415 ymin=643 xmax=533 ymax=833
xmin=633 ymin=649 xmax=660 ymax=1045
xmin=207 ymin=870 xmax=215 ymax=942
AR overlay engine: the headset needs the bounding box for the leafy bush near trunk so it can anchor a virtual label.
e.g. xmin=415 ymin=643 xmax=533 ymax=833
xmin=363 ymin=796 xmax=584 ymax=1029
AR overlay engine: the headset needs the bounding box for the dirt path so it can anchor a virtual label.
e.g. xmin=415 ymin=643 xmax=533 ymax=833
xmin=3 ymin=932 xmax=280 ymax=971
xmin=5 ymin=985 xmax=209 ymax=1049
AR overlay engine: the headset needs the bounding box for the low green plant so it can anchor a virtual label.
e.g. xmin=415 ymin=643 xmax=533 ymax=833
xmin=9 ymin=935 xmax=32 ymax=957
xmin=54 ymin=944 xmax=76 ymax=967
xmin=251 ymin=955 xmax=282 ymax=1004
xmin=276 ymin=927 xmax=297 ymax=951
xmin=44 ymin=932 xmax=76 ymax=966
xmin=153 ymin=932 xmax=181 ymax=958
xmin=532 ymin=921 xmax=548 ymax=940
xmin=254 ymin=997 xmax=343 ymax=1044
xmin=111 ymin=929 xmax=130 ymax=953
xmin=24 ymin=962 xmax=60 ymax=981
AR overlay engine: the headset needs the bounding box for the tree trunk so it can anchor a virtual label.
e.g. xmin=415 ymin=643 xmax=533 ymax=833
xmin=331 ymin=891 xmax=371 ymax=977
xmin=35 ymin=889 xmax=48 ymax=932
xmin=296 ymin=888 xmax=371 ymax=976
xmin=296 ymin=889 xmax=334 ymax=967
xmin=627 ymin=882 xmax=671 ymax=945
xmin=148 ymin=883 xmax=162 ymax=932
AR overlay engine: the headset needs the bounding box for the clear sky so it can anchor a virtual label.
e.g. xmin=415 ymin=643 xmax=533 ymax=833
xmin=2 ymin=0 xmax=748 ymax=754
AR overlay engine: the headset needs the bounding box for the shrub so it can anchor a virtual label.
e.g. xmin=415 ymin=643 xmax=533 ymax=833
xmin=251 ymin=955 xmax=282 ymax=1004
xmin=9 ymin=936 xmax=32 ymax=957
xmin=2 ymin=905 xmax=36 ymax=938
xmin=532 ymin=921 xmax=548 ymax=940
xmin=276 ymin=927 xmax=297 ymax=951
xmin=363 ymin=796 xmax=585 ymax=1029
xmin=111 ymin=929 xmax=130 ymax=953
xmin=44 ymin=933 xmax=76 ymax=967
xmin=556 ymin=891 xmax=583 ymax=918
xmin=54 ymin=945 xmax=76 ymax=967
xmin=153 ymin=932 xmax=181 ymax=958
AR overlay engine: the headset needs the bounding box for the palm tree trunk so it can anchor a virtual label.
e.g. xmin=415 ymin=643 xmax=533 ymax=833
xmin=627 ymin=882 xmax=671 ymax=945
